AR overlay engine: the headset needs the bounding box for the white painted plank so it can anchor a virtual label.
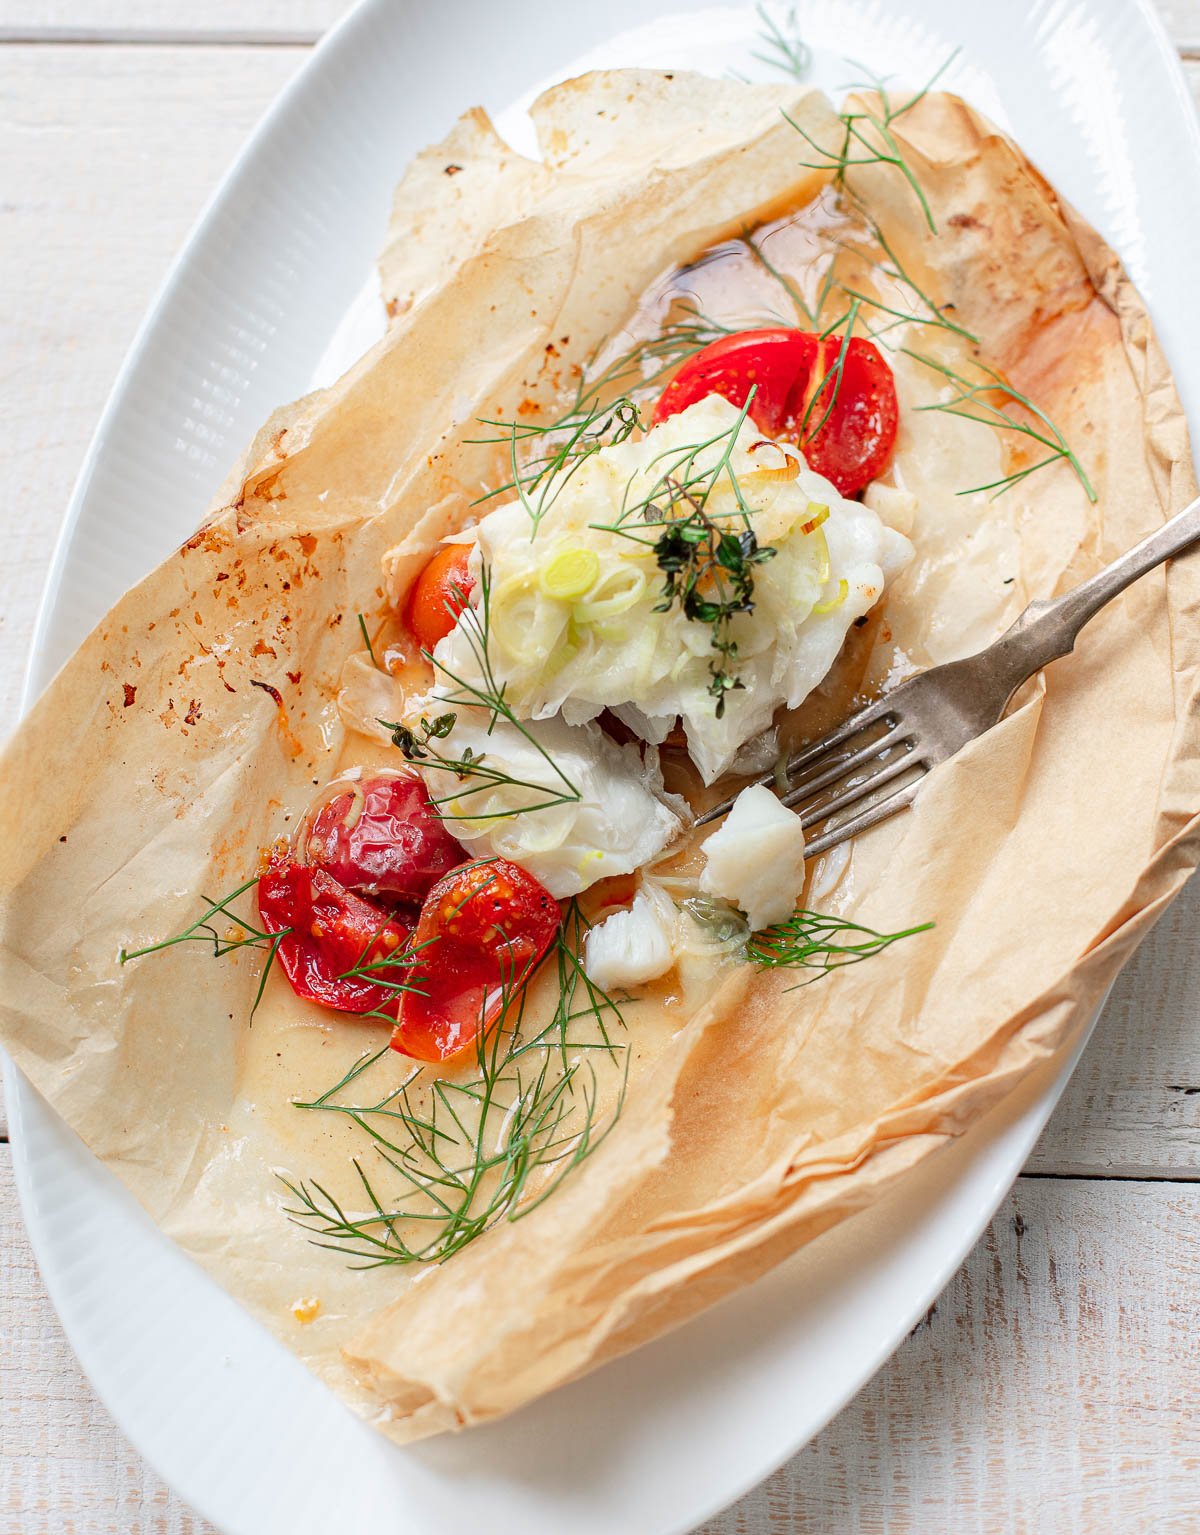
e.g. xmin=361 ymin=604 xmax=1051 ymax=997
xmin=0 ymin=0 xmax=348 ymax=43
xmin=5 ymin=1149 xmax=1199 ymax=1532
xmin=1028 ymin=866 xmax=1200 ymax=1176
xmin=0 ymin=0 xmax=1194 ymax=51
xmin=701 ymin=1178 xmax=1200 ymax=1533
xmin=0 ymin=1145 xmax=211 ymax=1533
xmin=1158 ymin=0 xmax=1200 ymax=53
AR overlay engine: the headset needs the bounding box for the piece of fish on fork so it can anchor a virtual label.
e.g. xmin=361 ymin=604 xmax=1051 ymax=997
xmin=697 ymin=493 xmax=1200 ymax=857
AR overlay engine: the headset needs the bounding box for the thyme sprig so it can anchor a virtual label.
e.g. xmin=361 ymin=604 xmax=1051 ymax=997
xmin=903 ymin=350 xmax=1097 ymax=501
xmin=118 ymin=876 xmax=288 ymax=1019
xmin=653 ymin=485 xmax=777 ymax=717
xmin=475 ymin=385 xmax=785 ymax=715
xmin=748 ymin=907 xmax=933 ymax=987
xmin=587 ymin=391 xmax=784 ymax=711
xmin=281 ymin=903 xmax=627 ymax=1267
xmin=387 ymin=711 xmax=456 ymax=761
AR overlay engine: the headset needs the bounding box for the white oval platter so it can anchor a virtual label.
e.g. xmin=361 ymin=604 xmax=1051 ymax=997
xmin=7 ymin=2 xmax=1199 ymax=1532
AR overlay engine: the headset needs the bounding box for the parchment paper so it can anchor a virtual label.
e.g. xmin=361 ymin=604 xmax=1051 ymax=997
xmin=1 ymin=72 xmax=1196 ymax=1442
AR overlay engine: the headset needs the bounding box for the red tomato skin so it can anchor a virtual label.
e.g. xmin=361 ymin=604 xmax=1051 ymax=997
xmin=652 ymin=328 xmax=817 ymax=436
xmin=801 ymin=338 xmax=899 ymax=496
xmin=304 ymin=773 xmax=463 ymax=903
xmin=390 ymin=858 xmax=561 ymax=1064
xmin=405 ymin=544 xmax=475 ymax=653
xmin=651 ymin=327 xmax=897 ymax=497
xmin=258 ymin=855 xmax=413 ymax=1016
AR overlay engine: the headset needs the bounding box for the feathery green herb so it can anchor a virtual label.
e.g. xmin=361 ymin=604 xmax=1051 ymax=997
xmin=833 ymin=211 xmax=980 ymax=345
xmin=384 ymin=563 xmax=582 ymax=819
xmin=118 ymin=876 xmax=287 ymax=1019
xmin=591 ymin=389 xmax=760 ymax=545
xmin=477 ymin=397 xmax=643 ymax=538
xmin=744 ymin=225 xmax=828 ymax=328
xmin=329 ymin=927 xmax=435 ymax=1026
xmin=475 ymin=385 xmax=787 ymax=714
xmin=653 ymin=487 xmax=777 ymax=717
xmin=751 ymin=2 xmax=811 ymax=80
xmin=467 ymin=304 xmax=747 ymax=528
xmin=748 ymin=907 xmax=933 ymax=987
xmin=563 ymin=304 xmax=739 ymax=421
xmin=356 ymin=612 xmax=380 ymax=668
xmin=785 ymin=51 xmax=961 ymax=233
xmin=586 ymin=389 xmax=788 ymax=713
xmin=903 ymin=349 xmax=1097 ymax=501
xmin=281 ymin=904 xmax=627 ymax=1267
xmin=801 ymin=298 xmax=862 ymax=440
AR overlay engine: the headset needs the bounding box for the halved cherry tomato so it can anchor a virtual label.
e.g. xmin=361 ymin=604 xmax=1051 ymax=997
xmin=405 ymin=544 xmax=475 ymax=652
xmin=303 ymin=773 xmax=463 ymax=903
xmin=651 ymin=327 xmax=898 ymax=497
xmin=258 ymin=854 xmax=413 ymax=1016
xmin=654 ymin=328 xmax=818 ymax=436
xmin=801 ymin=338 xmax=898 ymax=495
xmin=391 ymin=858 xmax=561 ymax=1063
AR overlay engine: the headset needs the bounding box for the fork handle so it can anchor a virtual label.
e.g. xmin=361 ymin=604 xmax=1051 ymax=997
xmin=995 ymin=491 xmax=1200 ymax=685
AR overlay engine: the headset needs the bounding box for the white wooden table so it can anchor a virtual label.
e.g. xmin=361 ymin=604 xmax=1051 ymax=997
xmin=2 ymin=3 xmax=1200 ymax=1529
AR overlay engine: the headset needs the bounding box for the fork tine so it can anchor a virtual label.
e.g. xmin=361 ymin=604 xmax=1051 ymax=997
xmin=782 ymin=694 xmax=897 ymax=776
xmin=782 ymin=724 xmax=912 ymax=805
xmin=694 ymin=697 xmax=901 ymax=827
xmin=802 ymin=778 xmax=922 ymax=859
xmin=790 ymin=747 xmax=922 ymax=829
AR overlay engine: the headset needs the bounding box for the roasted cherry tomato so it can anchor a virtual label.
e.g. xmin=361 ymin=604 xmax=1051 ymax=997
xmin=303 ymin=773 xmax=463 ymax=903
xmin=405 ymin=544 xmax=475 ymax=652
xmin=651 ymin=327 xmax=898 ymax=497
xmin=391 ymin=858 xmax=561 ymax=1063
xmin=258 ymin=854 xmax=413 ymax=1016
xmin=800 ymin=337 xmax=899 ymax=495
xmin=654 ymin=328 xmax=818 ymax=436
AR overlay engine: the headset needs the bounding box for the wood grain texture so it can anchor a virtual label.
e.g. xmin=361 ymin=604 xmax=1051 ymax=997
xmin=1 ymin=1147 xmax=209 ymax=1534
xmin=2 ymin=5 xmax=1200 ymax=1534
xmin=0 ymin=0 xmax=1196 ymax=51
xmin=6 ymin=1150 xmax=1200 ymax=1535
xmin=1158 ymin=0 xmax=1200 ymax=52
xmin=698 ymin=1177 xmax=1200 ymax=1535
xmin=0 ymin=0 xmax=342 ymax=43
xmin=1027 ymin=869 xmax=1200 ymax=1177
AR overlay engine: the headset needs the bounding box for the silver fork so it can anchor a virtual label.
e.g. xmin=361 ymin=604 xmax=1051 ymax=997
xmin=697 ymin=493 xmax=1200 ymax=856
